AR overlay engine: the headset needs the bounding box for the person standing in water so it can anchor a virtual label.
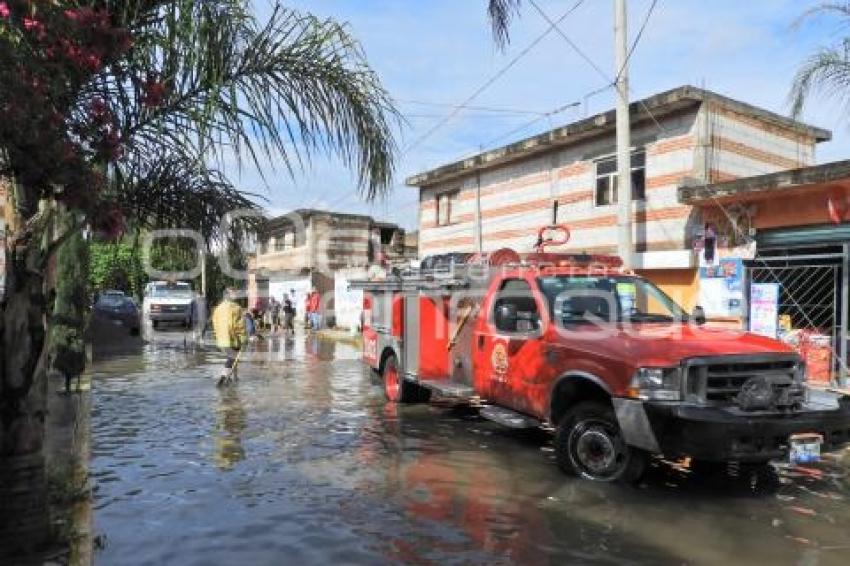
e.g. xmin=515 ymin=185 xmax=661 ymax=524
xmin=212 ymin=288 xmax=247 ymax=386
xmin=306 ymin=287 xmax=322 ymax=331
xmin=282 ymin=294 xmax=296 ymax=337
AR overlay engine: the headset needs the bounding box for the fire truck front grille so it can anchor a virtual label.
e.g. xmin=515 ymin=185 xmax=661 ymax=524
xmin=684 ymin=357 xmax=805 ymax=409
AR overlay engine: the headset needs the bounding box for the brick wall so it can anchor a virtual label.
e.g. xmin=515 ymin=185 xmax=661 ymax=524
xmin=700 ymin=104 xmax=815 ymax=181
xmin=419 ymin=110 xmax=700 ymax=256
xmin=418 ymin=102 xmax=819 ymax=259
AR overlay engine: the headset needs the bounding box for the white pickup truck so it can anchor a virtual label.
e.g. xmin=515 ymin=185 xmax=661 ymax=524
xmin=143 ymin=281 xmax=202 ymax=329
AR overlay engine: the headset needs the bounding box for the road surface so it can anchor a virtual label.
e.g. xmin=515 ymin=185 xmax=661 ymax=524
xmin=90 ymin=328 xmax=850 ymax=565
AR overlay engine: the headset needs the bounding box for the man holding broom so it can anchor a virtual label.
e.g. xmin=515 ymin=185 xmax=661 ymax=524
xmin=212 ymin=287 xmax=247 ymax=386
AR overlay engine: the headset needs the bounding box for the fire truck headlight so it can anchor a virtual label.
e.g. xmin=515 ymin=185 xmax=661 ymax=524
xmin=629 ymin=367 xmax=681 ymax=401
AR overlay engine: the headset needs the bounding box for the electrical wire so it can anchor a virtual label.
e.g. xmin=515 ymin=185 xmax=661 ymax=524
xmin=482 ymin=101 xmax=583 ymax=150
xmin=706 ymin=191 xmax=850 ymax=375
xmin=615 ymin=0 xmax=660 ymax=83
xmin=528 ymin=0 xmax=610 ymax=84
xmin=319 ymin=1 xmax=661 ymax=221
xmin=528 ymin=0 xmax=669 ymax=135
xmin=397 ymin=99 xmax=548 ymax=116
xmin=401 ymin=0 xmax=588 ymax=156
xmin=402 ymin=112 xmax=544 ymax=119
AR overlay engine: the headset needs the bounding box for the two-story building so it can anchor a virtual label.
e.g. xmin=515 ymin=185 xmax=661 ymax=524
xmin=406 ymin=85 xmax=830 ymax=310
xmin=248 ymin=208 xmax=414 ymax=328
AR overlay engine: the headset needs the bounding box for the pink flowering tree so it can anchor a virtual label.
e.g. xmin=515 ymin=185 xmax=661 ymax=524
xmin=0 ymin=0 xmax=396 ymax=554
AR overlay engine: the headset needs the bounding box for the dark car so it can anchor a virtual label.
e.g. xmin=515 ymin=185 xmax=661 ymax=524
xmin=93 ymin=292 xmax=141 ymax=335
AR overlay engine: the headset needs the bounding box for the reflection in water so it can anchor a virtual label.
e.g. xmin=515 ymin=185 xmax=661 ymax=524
xmin=90 ymin=329 xmax=850 ymax=565
xmin=214 ymin=386 xmax=246 ymax=470
xmin=361 ymin=403 xmax=671 ymax=565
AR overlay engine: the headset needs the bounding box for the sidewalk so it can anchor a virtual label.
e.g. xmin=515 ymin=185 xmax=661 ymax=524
xmin=316 ymin=327 xmax=362 ymax=347
xmin=45 ymin=367 xmax=92 ymax=566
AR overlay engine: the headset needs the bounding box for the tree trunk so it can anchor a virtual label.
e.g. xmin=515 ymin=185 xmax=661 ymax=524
xmin=49 ymin=209 xmax=88 ymax=385
xmin=0 ymin=208 xmax=51 ymax=556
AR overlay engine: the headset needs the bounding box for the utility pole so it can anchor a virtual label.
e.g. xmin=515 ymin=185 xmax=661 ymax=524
xmin=475 ymin=144 xmax=483 ymax=253
xmin=200 ymin=247 xmax=207 ymax=298
xmin=614 ymin=0 xmax=633 ymax=268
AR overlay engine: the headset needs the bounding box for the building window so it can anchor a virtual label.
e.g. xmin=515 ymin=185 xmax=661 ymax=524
xmin=436 ymin=190 xmax=459 ymax=226
xmin=380 ymin=227 xmax=396 ymax=245
xmin=594 ymin=150 xmax=646 ymax=206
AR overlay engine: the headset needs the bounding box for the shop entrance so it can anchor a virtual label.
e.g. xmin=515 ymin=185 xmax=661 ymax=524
xmin=745 ymin=244 xmax=846 ymax=384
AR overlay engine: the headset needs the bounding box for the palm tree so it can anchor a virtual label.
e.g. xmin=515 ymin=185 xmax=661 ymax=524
xmin=789 ymin=3 xmax=850 ymax=118
xmin=0 ymin=0 xmax=396 ymax=554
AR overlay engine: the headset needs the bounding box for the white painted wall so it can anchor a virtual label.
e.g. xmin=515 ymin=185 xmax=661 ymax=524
xmin=333 ymin=268 xmax=368 ymax=330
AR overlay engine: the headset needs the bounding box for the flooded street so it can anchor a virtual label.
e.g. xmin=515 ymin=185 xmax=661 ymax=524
xmin=90 ymin=331 xmax=850 ymax=565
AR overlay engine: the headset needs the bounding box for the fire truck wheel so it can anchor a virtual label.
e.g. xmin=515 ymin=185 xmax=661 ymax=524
xmin=382 ymin=354 xmax=431 ymax=403
xmin=382 ymin=354 xmax=402 ymax=402
xmin=555 ymin=401 xmax=647 ymax=483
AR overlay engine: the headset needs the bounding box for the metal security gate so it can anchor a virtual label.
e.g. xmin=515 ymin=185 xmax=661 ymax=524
xmin=746 ymin=244 xmax=844 ymax=383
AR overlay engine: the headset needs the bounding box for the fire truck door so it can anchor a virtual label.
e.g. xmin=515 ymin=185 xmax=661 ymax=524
xmin=474 ymin=278 xmax=545 ymax=414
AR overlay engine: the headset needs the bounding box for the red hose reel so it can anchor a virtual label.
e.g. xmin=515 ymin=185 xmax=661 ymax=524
xmin=534 ymin=224 xmax=571 ymax=252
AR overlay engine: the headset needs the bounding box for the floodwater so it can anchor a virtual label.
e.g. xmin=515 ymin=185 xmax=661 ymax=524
xmin=90 ymin=329 xmax=850 ymax=565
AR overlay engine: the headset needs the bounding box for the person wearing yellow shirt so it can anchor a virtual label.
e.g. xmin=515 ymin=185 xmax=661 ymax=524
xmin=212 ymin=288 xmax=247 ymax=386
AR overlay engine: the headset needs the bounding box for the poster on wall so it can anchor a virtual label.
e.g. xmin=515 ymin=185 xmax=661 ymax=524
xmin=749 ymin=282 xmax=780 ymax=338
xmin=697 ymin=257 xmax=743 ymax=318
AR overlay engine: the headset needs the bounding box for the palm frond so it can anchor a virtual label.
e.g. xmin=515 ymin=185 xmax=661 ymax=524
xmin=113 ymin=153 xmax=265 ymax=246
xmin=789 ymin=44 xmax=850 ymax=118
xmin=488 ymin=0 xmax=522 ymax=50
xmin=792 ymin=2 xmax=850 ymax=30
xmin=86 ymin=1 xmax=399 ymax=200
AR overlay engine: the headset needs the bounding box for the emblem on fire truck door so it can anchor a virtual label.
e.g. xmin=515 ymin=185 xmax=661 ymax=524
xmin=491 ymin=340 xmax=509 ymax=383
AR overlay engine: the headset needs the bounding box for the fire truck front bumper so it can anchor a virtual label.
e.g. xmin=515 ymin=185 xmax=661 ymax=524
xmin=614 ymin=393 xmax=850 ymax=463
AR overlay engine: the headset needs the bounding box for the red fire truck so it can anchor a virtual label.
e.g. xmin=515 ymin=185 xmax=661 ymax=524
xmin=352 ymin=225 xmax=850 ymax=482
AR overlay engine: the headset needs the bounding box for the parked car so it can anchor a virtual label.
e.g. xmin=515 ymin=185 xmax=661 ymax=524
xmin=93 ymin=291 xmax=141 ymax=335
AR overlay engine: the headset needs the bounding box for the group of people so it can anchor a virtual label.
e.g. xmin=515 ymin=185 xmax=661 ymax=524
xmin=258 ymin=295 xmax=297 ymax=336
xmin=211 ymin=287 xmax=323 ymax=384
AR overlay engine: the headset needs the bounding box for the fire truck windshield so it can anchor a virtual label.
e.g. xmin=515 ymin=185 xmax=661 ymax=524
xmin=537 ymin=275 xmax=687 ymax=324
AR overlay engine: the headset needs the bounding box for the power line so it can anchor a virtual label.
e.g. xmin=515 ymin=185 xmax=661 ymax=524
xmin=397 ymin=99 xmax=548 ymax=116
xmin=528 ymin=0 xmax=610 ymax=85
xmin=445 ymin=84 xmax=610 ymax=163
xmin=402 ymin=112 xmax=541 ymax=119
xmin=615 ymin=0 xmax=660 ymax=83
xmin=528 ymin=0 xmax=669 ymax=135
xmin=401 ymin=0 xmax=588 ymax=156
xmin=482 ymin=100 xmax=583 ymax=149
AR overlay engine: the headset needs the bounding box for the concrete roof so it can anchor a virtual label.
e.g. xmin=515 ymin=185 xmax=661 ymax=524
xmin=267 ymin=208 xmax=371 ymax=223
xmin=263 ymin=208 xmax=400 ymax=232
xmin=678 ymin=159 xmax=850 ymax=204
xmin=405 ymin=85 xmax=831 ymax=189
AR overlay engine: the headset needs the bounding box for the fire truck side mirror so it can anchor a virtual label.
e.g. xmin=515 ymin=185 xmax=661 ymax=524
xmin=495 ymin=304 xmax=518 ymax=332
xmin=691 ymin=306 xmax=706 ymax=326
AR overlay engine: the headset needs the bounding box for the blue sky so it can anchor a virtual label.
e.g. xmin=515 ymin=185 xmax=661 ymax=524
xmin=232 ymin=0 xmax=848 ymax=229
